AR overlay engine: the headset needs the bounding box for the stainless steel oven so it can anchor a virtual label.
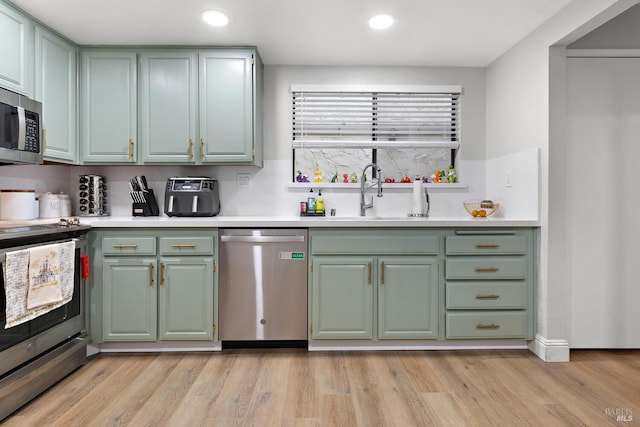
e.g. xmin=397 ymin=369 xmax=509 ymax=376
xmin=0 ymin=223 xmax=90 ymax=420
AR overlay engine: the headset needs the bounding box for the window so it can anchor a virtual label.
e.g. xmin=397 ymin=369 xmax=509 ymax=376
xmin=292 ymin=85 xmax=461 ymax=183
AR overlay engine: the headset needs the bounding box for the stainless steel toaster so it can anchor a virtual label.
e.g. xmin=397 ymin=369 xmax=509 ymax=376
xmin=164 ymin=177 xmax=220 ymax=217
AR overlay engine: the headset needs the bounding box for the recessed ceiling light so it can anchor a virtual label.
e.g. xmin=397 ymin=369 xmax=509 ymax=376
xmin=368 ymin=13 xmax=394 ymax=30
xmin=201 ymin=10 xmax=229 ymax=27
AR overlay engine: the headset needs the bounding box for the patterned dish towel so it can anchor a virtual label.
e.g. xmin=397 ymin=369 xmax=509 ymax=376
xmin=3 ymin=241 xmax=75 ymax=329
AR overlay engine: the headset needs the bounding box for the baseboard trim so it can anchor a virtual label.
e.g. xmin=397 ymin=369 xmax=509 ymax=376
xmin=528 ymin=334 xmax=570 ymax=362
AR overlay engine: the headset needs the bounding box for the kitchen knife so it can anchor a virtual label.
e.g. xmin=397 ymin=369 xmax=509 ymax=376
xmin=140 ymin=175 xmax=149 ymax=191
xmin=136 ymin=176 xmax=145 ymax=191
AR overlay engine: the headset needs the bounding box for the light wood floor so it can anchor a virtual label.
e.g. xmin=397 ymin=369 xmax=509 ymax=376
xmin=2 ymin=349 xmax=639 ymax=426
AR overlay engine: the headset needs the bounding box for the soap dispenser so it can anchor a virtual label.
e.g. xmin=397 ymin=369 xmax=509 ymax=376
xmin=315 ymin=189 xmax=325 ymax=214
xmin=307 ymin=189 xmax=316 ymax=213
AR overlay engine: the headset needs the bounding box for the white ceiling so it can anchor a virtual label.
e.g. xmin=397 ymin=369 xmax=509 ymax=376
xmin=9 ymin=0 xmax=573 ymax=67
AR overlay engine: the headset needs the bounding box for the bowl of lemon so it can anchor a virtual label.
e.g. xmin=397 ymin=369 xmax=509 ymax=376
xmin=463 ymin=200 xmax=499 ymax=217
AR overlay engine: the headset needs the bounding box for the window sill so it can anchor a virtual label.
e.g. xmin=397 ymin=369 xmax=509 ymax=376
xmin=286 ymin=182 xmax=468 ymax=191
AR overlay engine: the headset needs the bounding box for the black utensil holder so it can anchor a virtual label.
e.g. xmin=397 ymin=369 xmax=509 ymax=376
xmin=132 ymin=189 xmax=160 ymax=216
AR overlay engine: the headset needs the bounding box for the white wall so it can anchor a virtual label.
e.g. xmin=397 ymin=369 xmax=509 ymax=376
xmin=2 ymin=65 xmax=498 ymax=219
xmin=566 ymin=57 xmax=640 ymax=348
xmin=485 ymin=0 xmax=637 ymax=361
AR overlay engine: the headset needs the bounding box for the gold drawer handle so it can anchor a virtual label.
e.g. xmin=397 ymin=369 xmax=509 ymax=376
xmin=476 ymin=244 xmax=500 ymax=249
xmin=112 ymin=244 xmax=138 ymax=249
xmin=476 ymin=294 xmax=500 ymax=300
xmin=476 ymin=323 xmax=500 ymax=329
xmin=171 ymin=244 xmax=197 ymax=249
xmin=475 ymin=267 xmax=499 ymax=273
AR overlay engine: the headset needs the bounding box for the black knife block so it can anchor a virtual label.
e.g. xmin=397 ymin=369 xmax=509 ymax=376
xmin=132 ymin=189 xmax=160 ymax=216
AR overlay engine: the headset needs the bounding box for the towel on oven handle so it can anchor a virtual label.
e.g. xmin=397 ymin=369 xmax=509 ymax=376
xmin=3 ymin=241 xmax=75 ymax=328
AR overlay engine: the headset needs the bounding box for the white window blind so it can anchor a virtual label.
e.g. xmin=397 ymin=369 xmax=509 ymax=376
xmin=292 ymin=89 xmax=460 ymax=149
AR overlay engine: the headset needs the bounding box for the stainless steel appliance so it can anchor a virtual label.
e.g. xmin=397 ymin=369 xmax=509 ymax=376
xmin=0 ymin=87 xmax=42 ymax=165
xmin=219 ymin=229 xmax=307 ymax=341
xmin=164 ymin=177 xmax=220 ymax=217
xmin=0 ymin=220 xmax=90 ymax=421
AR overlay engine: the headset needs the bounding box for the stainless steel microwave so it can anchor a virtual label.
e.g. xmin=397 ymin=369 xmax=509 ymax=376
xmin=0 ymin=86 xmax=43 ymax=165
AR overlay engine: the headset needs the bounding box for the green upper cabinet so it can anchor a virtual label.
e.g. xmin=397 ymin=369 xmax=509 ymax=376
xmin=80 ymin=50 xmax=137 ymax=163
xmin=377 ymin=256 xmax=439 ymax=339
xmin=35 ymin=26 xmax=77 ymax=163
xmin=0 ymin=2 xmax=32 ymax=95
xmin=199 ymin=50 xmax=261 ymax=165
xmin=139 ymin=51 xmax=197 ymax=163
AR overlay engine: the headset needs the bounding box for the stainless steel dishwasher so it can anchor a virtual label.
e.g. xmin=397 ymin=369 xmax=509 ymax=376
xmin=219 ymin=229 xmax=308 ymax=341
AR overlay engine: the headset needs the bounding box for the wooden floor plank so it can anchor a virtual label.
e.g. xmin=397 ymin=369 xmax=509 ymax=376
xmin=3 ymin=349 xmax=640 ymax=426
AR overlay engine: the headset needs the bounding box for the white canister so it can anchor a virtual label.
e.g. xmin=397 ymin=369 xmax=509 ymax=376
xmin=39 ymin=192 xmax=61 ymax=219
xmin=0 ymin=189 xmax=38 ymax=220
xmin=59 ymin=193 xmax=72 ymax=217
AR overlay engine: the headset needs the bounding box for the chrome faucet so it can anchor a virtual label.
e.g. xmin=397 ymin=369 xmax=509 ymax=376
xmin=360 ymin=163 xmax=383 ymax=216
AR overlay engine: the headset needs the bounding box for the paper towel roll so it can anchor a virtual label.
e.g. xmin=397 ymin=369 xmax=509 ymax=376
xmin=411 ymin=179 xmax=423 ymax=214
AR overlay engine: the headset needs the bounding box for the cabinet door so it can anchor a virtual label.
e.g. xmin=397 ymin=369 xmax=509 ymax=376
xmin=0 ymin=2 xmax=31 ymax=94
xmin=35 ymin=27 xmax=77 ymax=163
xmin=378 ymin=256 xmax=439 ymax=339
xmin=198 ymin=50 xmax=253 ymax=163
xmin=140 ymin=52 xmax=197 ymax=163
xmin=103 ymin=258 xmax=157 ymax=341
xmin=80 ymin=50 xmax=137 ymax=163
xmin=158 ymin=257 xmax=214 ymax=340
xmin=311 ymin=256 xmax=373 ymax=339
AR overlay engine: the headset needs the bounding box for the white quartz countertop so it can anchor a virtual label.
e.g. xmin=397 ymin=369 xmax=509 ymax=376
xmin=71 ymin=215 xmax=539 ymax=228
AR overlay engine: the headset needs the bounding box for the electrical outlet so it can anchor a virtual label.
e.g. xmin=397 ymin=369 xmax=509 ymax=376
xmin=237 ymin=173 xmax=252 ymax=188
xmin=505 ymin=171 xmax=512 ymax=188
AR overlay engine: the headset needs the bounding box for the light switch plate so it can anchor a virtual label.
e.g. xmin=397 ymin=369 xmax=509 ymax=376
xmin=237 ymin=173 xmax=252 ymax=188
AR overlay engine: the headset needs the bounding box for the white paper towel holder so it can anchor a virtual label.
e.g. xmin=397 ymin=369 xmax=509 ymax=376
xmin=408 ymin=179 xmax=430 ymax=217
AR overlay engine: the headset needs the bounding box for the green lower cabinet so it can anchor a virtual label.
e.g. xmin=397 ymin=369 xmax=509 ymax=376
xmin=377 ymin=257 xmax=438 ymax=339
xmin=159 ymin=257 xmax=214 ymax=340
xmin=103 ymin=259 xmax=157 ymax=341
xmin=311 ymin=256 xmax=373 ymax=339
xmin=310 ymin=255 xmax=439 ymax=341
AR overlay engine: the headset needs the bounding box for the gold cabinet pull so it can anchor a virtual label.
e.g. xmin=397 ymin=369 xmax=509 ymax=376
xmin=476 ymin=323 xmax=500 ymax=329
xmin=149 ymin=263 xmax=154 ymax=287
xmin=476 ymin=294 xmax=500 ymax=300
xmin=476 ymin=244 xmax=500 ymax=249
xmin=160 ymin=262 xmax=165 ymax=285
xmin=475 ymin=267 xmax=499 ymax=273
xmin=199 ymin=138 xmax=204 ymax=160
xmin=171 ymin=244 xmax=196 ymax=249
xmin=380 ymin=261 xmax=385 ymax=285
xmin=188 ymin=138 xmax=193 ymax=160
xmin=112 ymin=244 xmax=138 ymax=249
xmin=213 ymin=261 xmax=217 ymax=273
xmin=129 ymin=138 xmax=134 ymax=159
xmin=367 ymin=262 xmax=372 ymax=285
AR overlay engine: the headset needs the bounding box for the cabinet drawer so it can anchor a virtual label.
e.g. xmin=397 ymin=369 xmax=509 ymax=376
xmin=446 ymin=281 xmax=526 ymax=309
xmin=445 ymin=258 xmax=526 ymax=280
xmin=311 ymin=230 xmax=438 ymax=255
xmin=446 ymin=312 xmax=527 ymax=339
xmin=446 ymin=235 xmax=527 ymax=255
xmin=159 ymin=237 xmax=214 ymax=256
xmin=103 ymin=237 xmax=156 ymax=256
